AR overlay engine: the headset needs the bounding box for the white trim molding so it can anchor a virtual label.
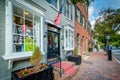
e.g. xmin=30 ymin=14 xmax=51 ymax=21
xmin=63 ymin=25 xmax=74 ymax=50
xmin=3 ymin=0 xmax=44 ymax=69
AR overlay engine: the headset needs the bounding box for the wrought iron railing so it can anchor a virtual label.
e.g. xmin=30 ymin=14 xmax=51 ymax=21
xmin=47 ymin=53 xmax=62 ymax=77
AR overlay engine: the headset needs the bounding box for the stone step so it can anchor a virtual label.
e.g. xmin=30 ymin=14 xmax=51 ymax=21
xmin=64 ymin=66 xmax=79 ymax=78
xmin=53 ymin=61 xmax=79 ymax=79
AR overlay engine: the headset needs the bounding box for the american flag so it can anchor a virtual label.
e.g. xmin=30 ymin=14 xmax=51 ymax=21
xmin=54 ymin=4 xmax=64 ymax=25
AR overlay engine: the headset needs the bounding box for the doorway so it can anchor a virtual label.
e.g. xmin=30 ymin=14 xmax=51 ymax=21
xmin=47 ymin=31 xmax=60 ymax=56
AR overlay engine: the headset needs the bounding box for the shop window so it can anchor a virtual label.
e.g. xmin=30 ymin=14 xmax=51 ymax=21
xmin=13 ymin=5 xmax=40 ymax=52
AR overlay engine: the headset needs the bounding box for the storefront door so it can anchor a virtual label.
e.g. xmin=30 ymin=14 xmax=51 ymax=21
xmin=47 ymin=31 xmax=60 ymax=56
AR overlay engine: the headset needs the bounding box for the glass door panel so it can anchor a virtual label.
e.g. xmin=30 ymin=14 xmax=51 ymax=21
xmin=47 ymin=31 xmax=59 ymax=55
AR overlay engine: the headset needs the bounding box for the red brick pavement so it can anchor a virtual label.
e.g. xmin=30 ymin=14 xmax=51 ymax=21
xmin=71 ymin=53 xmax=120 ymax=80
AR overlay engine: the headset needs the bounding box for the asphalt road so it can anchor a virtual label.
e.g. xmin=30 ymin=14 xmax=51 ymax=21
xmin=112 ymin=49 xmax=120 ymax=63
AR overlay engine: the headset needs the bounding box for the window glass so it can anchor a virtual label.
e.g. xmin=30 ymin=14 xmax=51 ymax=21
xmin=83 ymin=17 xmax=85 ymax=27
xmin=70 ymin=5 xmax=73 ymax=20
xmin=77 ymin=8 xmax=80 ymax=23
xmin=13 ymin=16 xmax=24 ymax=25
xmin=72 ymin=31 xmax=74 ymax=48
xmin=75 ymin=6 xmax=77 ymax=20
xmin=48 ymin=32 xmax=52 ymax=48
xmin=64 ymin=0 xmax=72 ymax=20
xmin=66 ymin=0 xmax=69 ymax=18
xmin=80 ymin=11 xmax=83 ymax=24
xmin=65 ymin=29 xmax=74 ymax=49
xmin=12 ymin=5 xmax=40 ymax=52
xmin=47 ymin=0 xmax=58 ymax=8
xmin=13 ymin=5 xmax=23 ymax=17
xmin=54 ymin=33 xmax=58 ymax=49
xmin=66 ymin=30 xmax=68 ymax=48
xmin=25 ymin=11 xmax=33 ymax=20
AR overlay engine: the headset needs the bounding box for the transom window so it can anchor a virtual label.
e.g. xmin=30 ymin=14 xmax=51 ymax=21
xmin=13 ymin=5 xmax=41 ymax=52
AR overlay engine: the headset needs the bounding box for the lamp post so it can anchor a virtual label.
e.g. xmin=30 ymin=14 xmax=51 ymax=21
xmin=106 ymin=35 xmax=110 ymax=47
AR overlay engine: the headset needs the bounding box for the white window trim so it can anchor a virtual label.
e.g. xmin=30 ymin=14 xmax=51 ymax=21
xmin=2 ymin=0 xmax=44 ymax=69
xmin=48 ymin=0 xmax=59 ymax=11
xmin=64 ymin=25 xmax=74 ymax=51
xmin=65 ymin=0 xmax=73 ymax=20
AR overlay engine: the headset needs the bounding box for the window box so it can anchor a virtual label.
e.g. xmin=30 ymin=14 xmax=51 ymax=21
xmin=11 ymin=65 xmax=54 ymax=80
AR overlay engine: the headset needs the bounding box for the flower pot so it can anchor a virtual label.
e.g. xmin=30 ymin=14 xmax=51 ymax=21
xmin=11 ymin=66 xmax=54 ymax=80
xmin=68 ymin=55 xmax=81 ymax=65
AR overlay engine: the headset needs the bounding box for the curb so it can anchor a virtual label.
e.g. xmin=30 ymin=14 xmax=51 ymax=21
xmin=112 ymin=56 xmax=120 ymax=64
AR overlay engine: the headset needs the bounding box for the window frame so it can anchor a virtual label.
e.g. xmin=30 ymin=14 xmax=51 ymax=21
xmin=3 ymin=0 xmax=44 ymax=61
xmin=47 ymin=0 xmax=59 ymax=10
xmin=64 ymin=0 xmax=73 ymax=20
xmin=75 ymin=7 xmax=83 ymax=24
xmin=64 ymin=26 xmax=74 ymax=50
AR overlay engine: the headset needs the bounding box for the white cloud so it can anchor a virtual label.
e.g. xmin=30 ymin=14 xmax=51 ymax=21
xmin=89 ymin=5 xmax=97 ymax=30
xmin=90 ymin=20 xmax=95 ymax=30
xmin=88 ymin=6 xmax=95 ymax=21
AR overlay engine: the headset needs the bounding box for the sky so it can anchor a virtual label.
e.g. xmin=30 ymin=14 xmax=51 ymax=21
xmin=88 ymin=0 xmax=120 ymax=29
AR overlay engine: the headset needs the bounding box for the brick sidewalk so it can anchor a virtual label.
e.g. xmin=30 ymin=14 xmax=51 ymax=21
xmin=71 ymin=53 xmax=120 ymax=80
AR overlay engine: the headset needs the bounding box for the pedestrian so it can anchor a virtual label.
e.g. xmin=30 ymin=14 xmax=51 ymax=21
xmin=107 ymin=45 xmax=112 ymax=61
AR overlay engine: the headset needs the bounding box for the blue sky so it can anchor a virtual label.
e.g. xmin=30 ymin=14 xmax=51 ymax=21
xmin=89 ymin=0 xmax=120 ymax=29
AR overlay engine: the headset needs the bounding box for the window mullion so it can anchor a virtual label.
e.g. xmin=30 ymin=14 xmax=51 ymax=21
xmin=23 ymin=10 xmax=25 ymax=52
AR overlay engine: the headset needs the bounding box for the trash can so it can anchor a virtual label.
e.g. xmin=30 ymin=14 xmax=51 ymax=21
xmin=107 ymin=46 xmax=112 ymax=61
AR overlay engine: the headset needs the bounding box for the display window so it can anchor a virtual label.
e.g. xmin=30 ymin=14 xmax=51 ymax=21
xmin=12 ymin=5 xmax=41 ymax=52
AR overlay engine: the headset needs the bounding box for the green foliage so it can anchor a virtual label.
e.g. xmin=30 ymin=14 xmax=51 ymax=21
xmin=30 ymin=46 xmax=43 ymax=66
xmin=89 ymin=48 xmax=93 ymax=52
xmin=94 ymin=8 xmax=120 ymax=48
xmin=25 ymin=37 xmax=35 ymax=51
xmin=110 ymin=34 xmax=120 ymax=47
xmin=70 ymin=0 xmax=84 ymax=4
xmin=73 ymin=47 xmax=78 ymax=57
xmin=95 ymin=45 xmax=98 ymax=50
xmin=70 ymin=0 xmax=94 ymax=5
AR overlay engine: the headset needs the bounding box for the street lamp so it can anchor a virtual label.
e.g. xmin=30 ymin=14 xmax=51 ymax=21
xmin=106 ymin=35 xmax=110 ymax=46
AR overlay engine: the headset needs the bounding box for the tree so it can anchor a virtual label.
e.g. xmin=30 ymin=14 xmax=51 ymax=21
xmin=94 ymin=8 xmax=120 ymax=48
xmin=70 ymin=0 xmax=94 ymax=5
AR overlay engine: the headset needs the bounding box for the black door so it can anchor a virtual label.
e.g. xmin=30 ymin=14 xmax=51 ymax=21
xmin=47 ymin=31 xmax=60 ymax=57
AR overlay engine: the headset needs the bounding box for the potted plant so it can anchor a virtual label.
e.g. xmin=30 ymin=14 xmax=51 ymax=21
xmin=11 ymin=46 xmax=54 ymax=80
xmin=68 ymin=47 xmax=81 ymax=65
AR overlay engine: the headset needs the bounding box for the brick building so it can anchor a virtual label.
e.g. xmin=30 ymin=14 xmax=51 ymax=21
xmin=74 ymin=2 xmax=91 ymax=55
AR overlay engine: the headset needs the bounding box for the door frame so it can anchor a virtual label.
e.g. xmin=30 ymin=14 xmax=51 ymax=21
xmin=47 ymin=23 xmax=60 ymax=56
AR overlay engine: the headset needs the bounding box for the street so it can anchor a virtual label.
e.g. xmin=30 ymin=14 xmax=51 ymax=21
xmin=112 ymin=49 xmax=120 ymax=63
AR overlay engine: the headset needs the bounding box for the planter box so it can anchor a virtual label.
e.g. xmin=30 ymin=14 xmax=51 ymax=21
xmin=11 ymin=66 xmax=54 ymax=80
xmin=68 ymin=55 xmax=81 ymax=65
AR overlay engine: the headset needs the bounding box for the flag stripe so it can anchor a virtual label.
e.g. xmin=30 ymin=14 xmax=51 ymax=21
xmin=54 ymin=4 xmax=64 ymax=25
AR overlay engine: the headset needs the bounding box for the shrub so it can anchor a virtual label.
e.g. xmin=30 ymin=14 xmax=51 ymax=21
xmin=73 ymin=47 xmax=78 ymax=57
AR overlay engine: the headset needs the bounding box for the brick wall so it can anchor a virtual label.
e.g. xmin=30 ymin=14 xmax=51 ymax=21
xmin=74 ymin=3 xmax=89 ymax=55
